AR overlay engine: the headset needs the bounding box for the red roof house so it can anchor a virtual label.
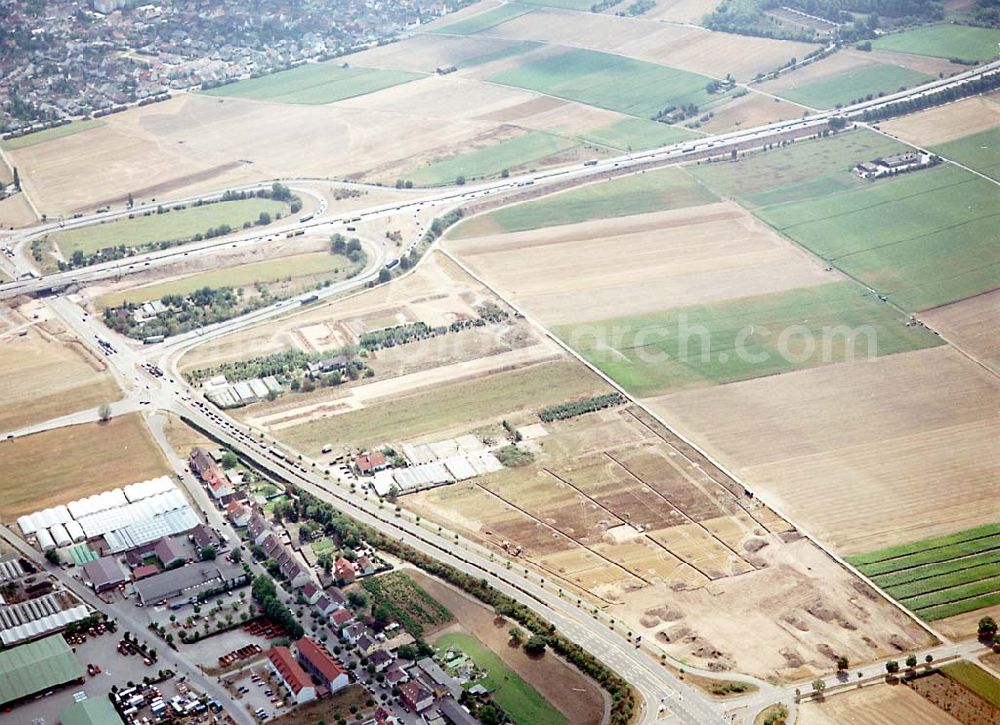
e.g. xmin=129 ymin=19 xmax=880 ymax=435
xmin=295 ymin=637 xmax=350 ymax=693
xmin=268 ymin=646 xmax=316 ymax=705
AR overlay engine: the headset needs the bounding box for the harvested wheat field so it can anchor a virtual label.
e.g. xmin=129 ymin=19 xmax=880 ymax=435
xmin=650 ymin=346 xmax=1000 ymax=556
xmin=882 ymin=91 xmax=1000 ymax=146
xmin=0 ymin=414 xmax=171 ymax=518
xmin=697 ymin=91 xmax=808 ymax=134
xmin=481 ymin=8 xmax=817 ymax=80
xmin=921 ymin=290 xmax=1000 ymax=372
xmin=798 ymin=683 xmax=958 ymax=725
xmin=347 ymin=34 xmax=532 ymax=74
xmin=0 ymin=315 xmax=120 ymax=433
xmin=407 ymin=406 xmax=933 ymax=680
xmin=642 ymin=0 xmax=718 ymax=24
xmin=0 ymin=191 xmax=37 ymax=228
xmin=8 ymin=81 xmax=532 ymax=214
xmin=446 ymin=201 xmax=835 ymax=326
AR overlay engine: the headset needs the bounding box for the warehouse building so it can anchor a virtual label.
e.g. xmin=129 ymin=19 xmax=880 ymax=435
xmin=0 ymin=634 xmax=84 ymax=707
xmin=80 ymin=556 xmax=128 ymax=592
xmin=59 ymin=696 xmax=126 ymax=725
xmin=134 ymin=561 xmax=248 ymax=607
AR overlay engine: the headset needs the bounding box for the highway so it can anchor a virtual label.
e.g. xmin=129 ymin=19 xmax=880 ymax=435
xmin=2 ymin=59 xmax=999 ymax=724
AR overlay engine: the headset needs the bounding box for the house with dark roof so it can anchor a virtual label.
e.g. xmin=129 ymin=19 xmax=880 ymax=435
xmin=325 ymin=586 xmax=348 ymax=610
xmin=355 ymin=554 xmax=377 ymax=576
xmin=153 ymin=536 xmax=188 ymax=568
xmin=343 ymin=622 xmax=367 ymax=644
xmin=314 ymin=595 xmax=337 ymax=617
xmin=295 ymin=637 xmax=349 ymax=693
xmin=436 ymin=697 xmax=478 ymax=725
xmin=414 ymin=657 xmax=462 ymax=699
xmin=190 ymin=523 xmax=220 ymax=551
xmin=189 ymin=448 xmax=215 ymax=478
xmin=356 ymin=634 xmax=378 ymax=656
xmin=370 ymin=648 xmax=394 ymax=672
xmin=384 ymin=665 xmax=408 ymax=687
xmin=247 ymin=512 xmax=271 ymax=545
xmin=80 ymin=556 xmax=127 ymax=592
xmin=301 ymin=582 xmax=321 ymax=605
xmin=268 ymin=646 xmax=316 ymax=705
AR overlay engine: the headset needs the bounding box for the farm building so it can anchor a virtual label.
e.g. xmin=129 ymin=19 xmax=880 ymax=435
xmin=226 ymin=501 xmax=252 ymax=527
xmin=133 ymin=561 xmax=247 ymax=606
xmin=19 ymin=477 xmax=198 ymax=555
xmin=295 ymin=637 xmax=350 ymax=693
xmin=0 ymin=634 xmax=84 ymax=707
xmin=0 ymin=592 xmax=91 ymax=646
xmin=80 ymin=556 xmax=128 ymax=592
xmin=268 ymin=646 xmax=317 ymax=705
xmin=399 ymin=681 xmax=434 ymax=713
xmin=370 ymin=453 xmax=502 ymax=497
xmin=854 ymin=150 xmax=934 ymax=178
xmin=153 ymin=536 xmax=189 ymax=568
xmin=355 ymin=451 xmax=389 ymax=475
xmin=60 ymin=696 xmax=126 ymax=725
xmin=436 ymin=697 xmax=478 ymax=725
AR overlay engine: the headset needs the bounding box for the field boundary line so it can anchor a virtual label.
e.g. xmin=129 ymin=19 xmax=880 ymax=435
xmin=598 ymin=451 xmax=759 ymax=572
xmin=437 ymin=245 xmax=950 ymax=648
xmin=471 ymin=479 xmax=652 ymax=586
xmin=540 ymin=465 xmax=719 ymax=582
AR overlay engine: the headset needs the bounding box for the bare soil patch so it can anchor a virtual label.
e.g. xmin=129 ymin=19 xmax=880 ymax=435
xmin=698 ymin=91 xmax=808 ymax=134
xmin=921 ymin=289 xmax=1000 ymax=373
xmin=650 ymin=346 xmax=1000 ymax=555
xmin=882 ymin=91 xmax=1000 ymax=146
xmin=908 ymin=671 xmax=1000 ymax=725
xmin=446 ymin=201 xmax=834 ymax=326
xmin=0 ymin=414 xmax=171 ymax=517
xmin=798 ymin=683 xmax=960 ymax=725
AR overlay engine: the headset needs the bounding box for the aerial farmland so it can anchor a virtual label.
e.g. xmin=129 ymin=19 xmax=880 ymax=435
xmin=1 ymin=1 xmax=999 ymax=724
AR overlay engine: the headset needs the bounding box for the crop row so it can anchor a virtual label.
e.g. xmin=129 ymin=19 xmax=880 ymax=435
xmin=884 ymin=561 xmax=1000 ymax=600
xmin=872 ymin=549 xmax=1000 ymax=588
xmin=855 ymin=534 xmax=1000 ymax=576
xmin=901 ymin=576 xmax=1000 ymax=612
xmin=916 ymin=590 xmax=1000 ymax=621
xmin=848 ymin=522 xmax=1000 ymax=566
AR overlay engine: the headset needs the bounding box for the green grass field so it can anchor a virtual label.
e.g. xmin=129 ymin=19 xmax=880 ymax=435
xmin=52 ymin=198 xmax=289 ymax=257
xmin=776 ymin=63 xmax=932 ymax=109
xmin=848 ymin=523 xmax=1000 ymax=566
xmin=430 ymin=2 xmax=534 ymax=34
xmin=849 ymin=524 xmax=1000 ymax=621
xmin=941 ymin=662 xmax=1000 ymax=708
xmin=460 ymin=41 xmax=541 ymax=68
xmin=756 ymin=163 xmax=1000 ymax=311
xmin=933 ymin=126 xmax=1000 ymax=182
xmin=434 ymin=632 xmax=566 ymax=725
xmin=451 ymin=167 xmax=717 ymax=237
xmin=202 ymin=64 xmax=423 ymax=104
xmin=555 ymin=281 xmax=941 ymax=397
xmin=578 ymin=118 xmax=698 ymax=151
xmin=406 ymin=131 xmax=579 ymax=186
xmin=1 ymin=120 xmax=106 ymax=151
xmin=872 ymin=24 xmax=1000 ymax=64
xmin=277 ymin=360 xmax=606 ymax=454
xmin=95 ymin=252 xmax=353 ymax=308
xmin=519 ymin=0 xmax=595 ymax=9
xmin=489 ymin=48 xmax=715 ymax=118
xmin=689 ymin=128 xmax=910 ymax=202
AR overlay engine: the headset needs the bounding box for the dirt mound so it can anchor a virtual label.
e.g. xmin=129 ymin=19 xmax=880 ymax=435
xmin=889 ymin=635 xmax=908 ymax=651
xmin=645 ymin=606 xmax=683 ymax=623
xmin=781 ymin=649 xmax=805 ymax=668
xmin=806 ymin=602 xmax=856 ymax=630
xmin=817 ymin=643 xmax=839 ymax=661
xmin=780 ymin=613 xmax=810 ymax=632
xmin=744 ymin=538 xmax=769 ymax=553
xmin=656 ymin=625 xmax=692 ymax=643
xmin=851 ymin=579 xmax=880 ymax=601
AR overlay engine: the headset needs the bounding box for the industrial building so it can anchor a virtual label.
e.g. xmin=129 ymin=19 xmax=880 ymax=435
xmin=0 ymin=634 xmax=84 ymax=707
xmin=59 ymin=696 xmax=126 ymax=725
xmin=133 ymin=561 xmax=247 ymax=606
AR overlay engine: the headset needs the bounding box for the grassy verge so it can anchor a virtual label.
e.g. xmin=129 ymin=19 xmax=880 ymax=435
xmin=941 ymin=662 xmax=1000 ymax=708
xmin=434 ymin=632 xmax=566 ymax=725
xmin=95 ymin=251 xmax=354 ymax=309
xmin=1 ymin=120 xmax=105 ymax=150
xmin=202 ymin=64 xmax=424 ymax=104
xmin=52 ymin=198 xmax=288 ymax=257
xmin=451 ymin=166 xmax=716 ymax=237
